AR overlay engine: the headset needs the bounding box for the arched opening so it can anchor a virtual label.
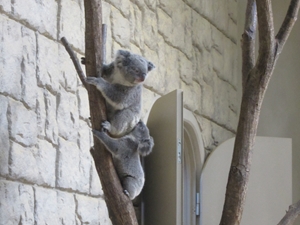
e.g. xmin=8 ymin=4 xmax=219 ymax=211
xmin=182 ymin=109 xmax=205 ymax=225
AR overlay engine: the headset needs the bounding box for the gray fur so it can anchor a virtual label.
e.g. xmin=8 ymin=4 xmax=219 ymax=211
xmin=85 ymin=50 xmax=155 ymax=137
xmin=92 ymin=120 xmax=154 ymax=200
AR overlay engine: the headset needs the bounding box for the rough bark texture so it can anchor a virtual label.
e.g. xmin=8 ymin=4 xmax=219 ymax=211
xmin=219 ymin=0 xmax=300 ymax=225
xmin=62 ymin=0 xmax=138 ymax=224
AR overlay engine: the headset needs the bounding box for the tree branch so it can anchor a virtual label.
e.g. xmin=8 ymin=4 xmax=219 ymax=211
xmin=242 ymin=0 xmax=257 ymax=91
xmin=60 ymin=37 xmax=87 ymax=89
xmin=277 ymin=200 xmax=300 ymax=225
xmin=275 ymin=0 xmax=300 ymax=56
xmin=255 ymin=0 xmax=275 ymax=79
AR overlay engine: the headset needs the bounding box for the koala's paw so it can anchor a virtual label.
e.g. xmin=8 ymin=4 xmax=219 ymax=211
xmin=85 ymin=77 xmax=98 ymax=86
xmin=101 ymin=121 xmax=111 ymax=132
xmin=138 ymin=137 xmax=154 ymax=156
xmin=123 ymin=189 xmax=130 ymax=198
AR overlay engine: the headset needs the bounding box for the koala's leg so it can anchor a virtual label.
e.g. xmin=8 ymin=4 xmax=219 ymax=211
xmin=122 ymin=177 xmax=144 ymax=200
xmin=92 ymin=129 xmax=124 ymax=155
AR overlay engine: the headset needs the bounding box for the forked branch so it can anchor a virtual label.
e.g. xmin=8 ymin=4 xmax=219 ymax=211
xmin=276 ymin=0 xmax=300 ymax=55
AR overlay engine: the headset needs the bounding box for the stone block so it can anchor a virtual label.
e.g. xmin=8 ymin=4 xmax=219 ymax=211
xmin=77 ymin=86 xmax=90 ymax=120
xmin=11 ymin=140 xmax=56 ymax=186
xmin=106 ymin=0 xmax=130 ymax=18
xmin=36 ymin=88 xmax=46 ymax=138
xmin=181 ymin=81 xmax=202 ymax=114
xmin=158 ymin=0 xmax=178 ymax=16
xmin=98 ymin=198 xmax=112 ymax=225
xmin=141 ymin=87 xmax=160 ymax=122
xmin=0 ymin=95 xmax=9 ymax=176
xmin=34 ymin=186 xmax=59 ymax=225
xmin=57 ymin=191 xmax=76 ymax=224
xmin=44 ymin=91 xmax=59 ymax=144
xmin=157 ymin=8 xmax=173 ymax=44
xmin=8 ymin=99 xmax=37 ymax=147
xmin=58 ymin=44 xmax=79 ymax=93
xmin=111 ymin=7 xmax=131 ymax=48
xmin=75 ymin=194 xmax=101 ymax=224
xmin=0 ymin=0 xmax=11 ymax=13
xmin=20 ymin=27 xmax=37 ymax=109
xmin=179 ymin=51 xmax=193 ymax=85
xmin=56 ymin=89 xmax=79 ymax=142
xmin=78 ymin=120 xmax=91 ymax=152
xmin=0 ymin=16 xmax=34 ymax=100
xmin=143 ymin=46 xmax=164 ymax=94
xmin=57 ymin=138 xmax=90 ymax=193
xmin=145 ymin=0 xmax=156 ymax=11
xmin=142 ymin=9 xmax=158 ymax=50
xmin=90 ymin=162 xmax=103 ymax=196
xmin=59 ymin=0 xmax=85 ymax=52
xmin=200 ymin=82 xmax=215 ymax=118
xmin=212 ymin=1 xmax=228 ymax=35
xmin=10 ymin=142 xmax=36 ymax=184
xmin=0 ymin=180 xmax=34 ymax=225
xmin=36 ymin=139 xmax=57 ymax=186
xmin=13 ymin=0 xmax=57 ymax=38
xmin=36 ymin=34 xmax=61 ymax=93
xmin=164 ymin=45 xmax=180 ymax=94
xmin=192 ymin=12 xmax=212 ymax=51
xmin=171 ymin=2 xmax=193 ymax=58
xmin=130 ymin=4 xmax=144 ymax=48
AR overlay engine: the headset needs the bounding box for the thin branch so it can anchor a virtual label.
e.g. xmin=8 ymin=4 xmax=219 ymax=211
xmin=275 ymin=0 xmax=300 ymax=55
xmin=242 ymin=0 xmax=257 ymax=91
xmin=60 ymin=37 xmax=87 ymax=88
xmin=277 ymin=200 xmax=300 ymax=225
xmin=255 ymin=0 xmax=275 ymax=76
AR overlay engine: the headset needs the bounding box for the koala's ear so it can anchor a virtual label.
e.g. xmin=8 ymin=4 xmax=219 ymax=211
xmin=117 ymin=49 xmax=131 ymax=57
xmin=147 ymin=61 xmax=155 ymax=71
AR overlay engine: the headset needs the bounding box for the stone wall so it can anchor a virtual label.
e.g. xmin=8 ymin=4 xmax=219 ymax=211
xmin=0 ymin=0 xmax=239 ymax=224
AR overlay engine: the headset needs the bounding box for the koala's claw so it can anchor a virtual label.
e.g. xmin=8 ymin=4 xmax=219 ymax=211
xmin=123 ymin=190 xmax=130 ymax=197
xmin=101 ymin=121 xmax=111 ymax=132
xmin=85 ymin=77 xmax=97 ymax=85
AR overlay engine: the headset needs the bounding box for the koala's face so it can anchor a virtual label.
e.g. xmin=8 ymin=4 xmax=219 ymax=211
xmin=132 ymin=120 xmax=150 ymax=140
xmin=116 ymin=50 xmax=155 ymax=86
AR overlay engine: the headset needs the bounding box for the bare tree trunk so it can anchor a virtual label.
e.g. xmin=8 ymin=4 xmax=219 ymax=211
xmin=219 ymin=0 xmax=300 ymax=225
xmin=62 ymin=0 xmax=138 ymax=224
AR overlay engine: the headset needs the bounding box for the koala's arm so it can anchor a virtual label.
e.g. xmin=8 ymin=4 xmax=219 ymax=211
xmin=138 ymin=136 xmax=154 ymax=157
xmin=85 ymin=77 xmax=136 ymax=110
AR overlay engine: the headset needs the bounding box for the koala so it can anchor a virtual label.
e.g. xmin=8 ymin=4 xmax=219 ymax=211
xmin=85 ymin=50 xmax=155 ymax=137
xmin=92 ymin=120 xmax=154 ymax=200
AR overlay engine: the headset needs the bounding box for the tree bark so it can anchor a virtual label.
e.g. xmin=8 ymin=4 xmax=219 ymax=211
xmin=61 ymin=0 xmax=138 ymax=224
xmin=219 ymin=0 xmax=300 ymax=225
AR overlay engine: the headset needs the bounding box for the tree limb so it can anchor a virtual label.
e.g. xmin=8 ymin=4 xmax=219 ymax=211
xmin=277 ymin=200 xmax=300 ymax=225
xmin=242 ymin=0 xmax=257 ymax=91
xmin=276 ymin=0 xmax=300 ymax=56
xmin=255 ymin=0 xmax=275 ymax=80
xmin=60 ymin=37 xmax=87 ymax=89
